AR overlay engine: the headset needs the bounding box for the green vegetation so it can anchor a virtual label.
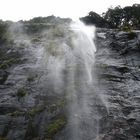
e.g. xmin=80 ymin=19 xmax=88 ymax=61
xmin=27 ymin=16 xmax=56 ymax=23
xmin=80 ymin=11 xmax=110 ymax=28
xmin=28 ymin=107 xmax=45 ymax=117
xmin=0 ymin=21 xmax=9 ymax=44
xmin=103 ymin=4 xmax=140 ymax=29
xmin=45 ymin=117 xmax=66 ymax=138
xmin=95 ymin=63 xmax=108 ymax=69
xmin=127 ymin=32 xmax=137 ymax=40
xmin=0 ymin=58 xmax=17 ymax=69
xmin=121 ymin=26 xmax=132 ymax=32
xmin=51 ymin=26 xmax=65 ymax=37
xmin=27 ymin=74 xmax=38 ymax=82
xmin=120 ymin=26 xmax=138 ymax=39
xmin=8 ymin=98 xmax=65 ymax=118
xmin=0 ymin=137 xmax=6 ymax=140
xmin=7 ymin=106 xmax=45 ymax=118
xmin=31 ymin=37 xmax=41 ymax=43
xmin=47 ymin=99 xmax=65 ymax=113
xmin=16 ymin=87 xmax=27 ymax=98
xmin=55 ymin=99 xmax=65 ymax=107
xmin=7 ymin=110 xmax=22 ymax=117
xmin=81 ymin=4 xmax=140 ymax=29
xmin=46 ymin=42 xmax=59 ymax=56
xmin=0 ymin=71 xmax=9 ymax=84
xmin=24 ymin=16 xmax=71 ymax=34
xmin=24 ymin=23 xmax=49 ymax=34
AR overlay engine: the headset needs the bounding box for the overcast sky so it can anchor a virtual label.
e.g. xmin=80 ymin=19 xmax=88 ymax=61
xmin=0 ymin=0 xmax=140 ymax=21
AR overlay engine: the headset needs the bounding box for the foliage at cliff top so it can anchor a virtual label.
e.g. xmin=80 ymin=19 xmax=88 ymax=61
xmin=0 ymin=20 xmax=9 ymax=44
xmin=81 ymin=4 xmax=140 ymax=29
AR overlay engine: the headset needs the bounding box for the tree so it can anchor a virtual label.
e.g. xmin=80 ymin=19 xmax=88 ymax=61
xmin=104 ymin=4 xmax=140 ymax=29
xmin=104 ymin=6 xmax=123 ymax=28
xmin=0 ymin=21 xmax=9 ymax=44
xmin=80 ymin=11 xmax=111 ymax=28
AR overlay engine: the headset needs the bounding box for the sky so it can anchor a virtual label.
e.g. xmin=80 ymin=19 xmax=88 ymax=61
xmin=0 ymin=0 xmax=140 ymax=21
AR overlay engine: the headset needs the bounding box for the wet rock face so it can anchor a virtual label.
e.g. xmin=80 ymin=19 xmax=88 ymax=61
xmin=0 ymin=20 xmax=68 ymax=140
xmin=95 ymin=30 xmax=140 ymax=140
xmin=0 ymin=21 xmax=140 ymax=140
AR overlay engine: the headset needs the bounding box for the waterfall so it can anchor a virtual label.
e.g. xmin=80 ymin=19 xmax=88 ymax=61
xmin=65 ymin=21 xmax=97 ymax=140
xmin=41 ymin=20 xmax=98 ymax=140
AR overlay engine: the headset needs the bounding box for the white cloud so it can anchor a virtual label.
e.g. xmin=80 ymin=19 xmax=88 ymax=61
xmin=0 ymin=0 xmax=140 ymax=21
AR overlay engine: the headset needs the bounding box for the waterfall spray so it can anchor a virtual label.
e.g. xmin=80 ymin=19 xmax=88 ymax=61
xmin=41 ymin=20 xmax=98 ymax=140
xmin=64 ymin=20 xmax=98 ymax=140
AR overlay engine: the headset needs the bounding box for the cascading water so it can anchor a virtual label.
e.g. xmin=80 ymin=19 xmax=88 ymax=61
xmin=64 ymin=21 xmax=98 ymax=140
xmin=40 ymin=20 xmax=100 ymax=140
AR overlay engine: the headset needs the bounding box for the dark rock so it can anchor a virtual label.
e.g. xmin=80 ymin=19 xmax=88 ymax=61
xmin=0 ymin=71 xmax=9 ymax=85
xmin=0 ymin=105 xmax=19 ymax=115
xmin=95 ymin=30 xmax=140 ymax=140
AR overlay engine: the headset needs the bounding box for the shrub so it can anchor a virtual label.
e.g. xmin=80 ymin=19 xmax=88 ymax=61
xmin=121 ymin=25 xmax=132 ymax=32
xmin=0 ymin=58 xmax=17 ymax=69
xmin=16 ymin=88 xmax=27 ymax=98
xmin=0 ymin=21 xmax=9 ymax=43
xmin=0 ymin=137 xmax=6 ymax=140
xmin=45 ymin=117 xmax=66 ymax=138
xmin=127 ymin=32 xmax=137 ymax=40
xmin=28 ymin=107 xmax=45 ymax=117
xmin=27 ymin=74 xmax=38 ymax=82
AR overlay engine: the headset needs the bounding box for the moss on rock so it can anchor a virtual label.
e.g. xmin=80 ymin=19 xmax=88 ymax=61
xmin=0 ymin=137 xmax=6 ymax=140
xmin=45 ymin=117 xmax=66 ymax=138
xmin=0 ymin=58 xmax=17 ymax=69
xmin=28 ymin=106 xmax=45 ymax=117
xmin=16 ymin=87 xmax=27 ymax=98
